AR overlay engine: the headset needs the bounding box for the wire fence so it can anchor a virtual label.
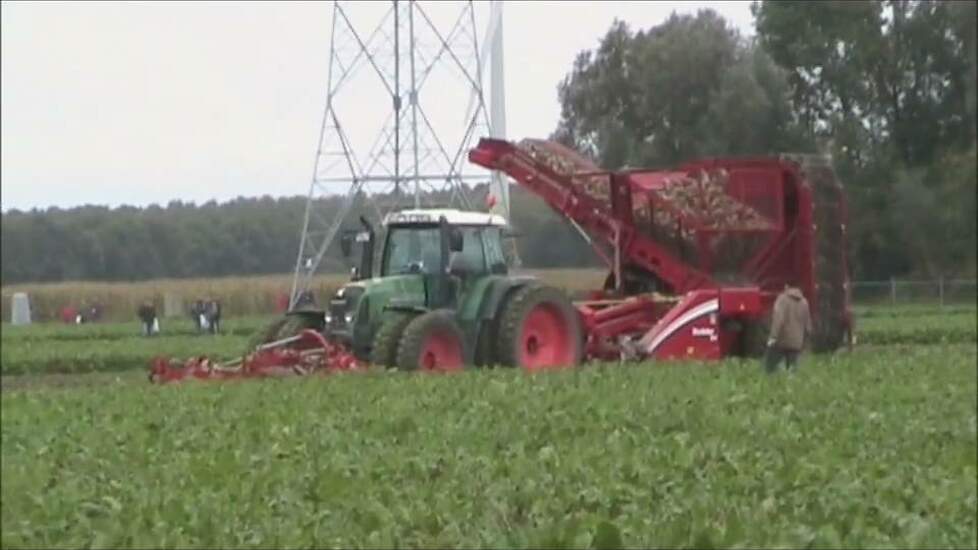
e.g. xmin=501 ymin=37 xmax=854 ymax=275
xmin=850 ymin=278 xmax=977 ymax=307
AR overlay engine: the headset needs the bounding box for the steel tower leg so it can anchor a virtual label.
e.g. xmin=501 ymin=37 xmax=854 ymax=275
xmin=290 ymin=1 xmax=497 ymax=307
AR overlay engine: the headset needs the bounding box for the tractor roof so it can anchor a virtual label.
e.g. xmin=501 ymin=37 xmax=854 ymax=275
xmin=383 ymin=208 xmax=508 ymax=227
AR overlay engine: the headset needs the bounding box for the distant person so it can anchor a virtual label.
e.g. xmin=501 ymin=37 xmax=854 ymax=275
xmin=76 ymin=301 xmax=88 ymax=324
xmin=137 ymin=301 xmax=159 ymax=336
xmin=205 ymin=299 xmax=222 ymax=334
xmin=61 ymin=306 xmax=77 ymax=325
xmin=765 ymin=282 xmax=813 ymax=374
xmin=191 ymin=299 xmax=206 ymax=333
xmin=88 ymin=303 xmax=103 ymax=323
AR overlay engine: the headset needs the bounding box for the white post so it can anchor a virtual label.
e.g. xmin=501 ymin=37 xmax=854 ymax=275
xmin=489 ymin=0 xmax=508 ymax=220
xmin=11 ymin=292 xmax=31 ymax=325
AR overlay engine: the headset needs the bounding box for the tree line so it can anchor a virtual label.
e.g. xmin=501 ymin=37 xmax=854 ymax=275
xmin=2 ymin=1 xmax=975 ymax=284
xmin=0 ymin=185 xmax=599 ymax=284
xmin=553 ymin=0 xmax=976 ymax=280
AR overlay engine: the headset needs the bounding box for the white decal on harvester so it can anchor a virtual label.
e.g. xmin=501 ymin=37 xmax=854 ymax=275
xmin=641 ymin=298 xmax=720 ymax=354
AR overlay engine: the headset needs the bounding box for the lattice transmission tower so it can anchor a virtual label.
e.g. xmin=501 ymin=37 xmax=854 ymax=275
xmin=290 ymin=0 xmax=509 ymax=307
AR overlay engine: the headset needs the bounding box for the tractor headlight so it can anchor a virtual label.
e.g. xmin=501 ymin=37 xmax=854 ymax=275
xmin=325 ymin=314 xmax=333 ymax=324
xmin=344 ymin=312 xmax=355 ymax=324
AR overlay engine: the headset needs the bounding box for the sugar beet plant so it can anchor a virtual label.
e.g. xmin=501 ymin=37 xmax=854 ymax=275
xmin=1 ymin=344 xmax=975 ymax=548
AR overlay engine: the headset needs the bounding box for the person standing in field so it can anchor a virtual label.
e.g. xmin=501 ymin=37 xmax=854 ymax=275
xmin=765 ymin=282 xmax=812 ymax=374
xmin=205 ymin=298 xmax=222 ymax=335
xmin=137 ymin=301 xmax=159 ymax=337
xmin=60 ymin=305 xmax=77 ymax=324
xmin=191 ymin=299 xmax=206 ymax=333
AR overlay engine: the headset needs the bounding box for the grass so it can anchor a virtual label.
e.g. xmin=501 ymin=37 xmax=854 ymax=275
xmin=2 ymin=302 xmax=973 ymax=377
xmin=1 ymin=345 xmax=975 ymax=548
xmin=1 ymin=302 xmax=975 ymax=548
xmin=0 ymin=316 xmax=270 ymax=343
xmin=855 ymin=307 xmax=977 ymax=345
xmin=0 ymin=317 xmax=269 ymax=376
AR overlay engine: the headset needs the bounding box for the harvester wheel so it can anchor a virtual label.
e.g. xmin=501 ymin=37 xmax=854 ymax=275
xmin=496 ymin=285 xmax=583 ymax=370
xmin=370 ymin=311 xmax=417 ymax=367
xmin=396 ymin=311 xmax=466 ymax=372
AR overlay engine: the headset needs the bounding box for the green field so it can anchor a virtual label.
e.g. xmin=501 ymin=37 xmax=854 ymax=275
xmin=0 ymin=317 xmax=263 ymax=377
xmin=1 ymin=306 xmax=976 ymax=548
xmin=3 ymin=305 xmax=973 ymax=377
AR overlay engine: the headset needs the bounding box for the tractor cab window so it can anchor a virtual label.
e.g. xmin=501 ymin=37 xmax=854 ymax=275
xmin=383 ymin=226 xmax=442 ymax=275
xmin=482 ymin=227 xmax=506 ymax=272
xmin=448 ymin=226 xmax=489 ymax=275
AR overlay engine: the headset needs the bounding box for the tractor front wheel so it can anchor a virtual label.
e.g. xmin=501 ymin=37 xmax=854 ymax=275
xmin=496 ymin=285 xmax=583 ymax=370
xmin=370 ymin=311 xmax=417 ymax=367
xmin=396 ymin=311 xmax=466 ymax=372
xmin=247 ymin=312 xmax=324 ymax=352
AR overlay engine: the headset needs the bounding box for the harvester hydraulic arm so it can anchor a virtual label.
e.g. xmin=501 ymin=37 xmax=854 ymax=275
xmin=468 ymin=138 xmax=714 ymax=294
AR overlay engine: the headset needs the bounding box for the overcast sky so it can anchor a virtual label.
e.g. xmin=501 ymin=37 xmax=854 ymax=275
xmin=1 ymin=1 xmax=754 ymax=211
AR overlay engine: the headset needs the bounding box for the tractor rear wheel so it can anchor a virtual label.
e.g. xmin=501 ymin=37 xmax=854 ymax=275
xmin=396 ymin=310 xmax=466 ymax=372
xmin=496 ymin=285 xmax=583 ymax=370
xmin=370 ymin=311 xmax=417 ymax=367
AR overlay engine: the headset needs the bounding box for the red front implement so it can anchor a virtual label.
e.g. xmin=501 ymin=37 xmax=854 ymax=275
xmin=149 ymin=330 xmax=359 ymax=384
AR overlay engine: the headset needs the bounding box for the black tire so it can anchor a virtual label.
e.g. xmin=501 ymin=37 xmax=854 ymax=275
xmin=396 ymin=310 xmax=467 ymax=372
xmin=369 ymin=311 xmax=417 ymax=367
xmin=496 ymin=285 xmax=583 ymax=369
xmin=246 ymin=314 xmax=321 ymax=352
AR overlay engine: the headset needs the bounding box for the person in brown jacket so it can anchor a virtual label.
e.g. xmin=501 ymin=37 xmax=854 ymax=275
xmin=765 ymin=283 xmax=813 ymax=373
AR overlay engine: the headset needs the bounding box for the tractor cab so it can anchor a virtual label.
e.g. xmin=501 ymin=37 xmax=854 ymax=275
xmin=381 ymin=209 xmax=509 ymax=280
xmin=326 ymin=208 xmax=513 ymax=360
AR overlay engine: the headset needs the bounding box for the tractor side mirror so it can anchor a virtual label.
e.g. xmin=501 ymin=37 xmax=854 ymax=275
xmin=448 ymin=228 xmax=464 ymax=252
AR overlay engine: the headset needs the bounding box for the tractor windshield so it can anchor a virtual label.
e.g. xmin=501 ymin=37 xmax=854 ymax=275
xmin=382 ymin=224 xmax=501 ymax=276
xmin=384 ymin=226 xmax=442 ymax=275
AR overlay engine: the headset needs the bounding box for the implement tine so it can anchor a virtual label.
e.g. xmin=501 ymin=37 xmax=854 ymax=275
xmin=255 ymin=334 xmax=304 ymax=352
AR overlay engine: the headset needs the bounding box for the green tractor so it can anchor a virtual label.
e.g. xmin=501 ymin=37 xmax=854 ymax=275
xmin=285 ymin=208 xmax=584 ymax=371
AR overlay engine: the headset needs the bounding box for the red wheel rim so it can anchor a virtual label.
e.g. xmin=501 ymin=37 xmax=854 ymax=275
xmin=419 ymin=329 xmax=464 ymax=372
xmin=519 ymin=303 xmax=574 ymax=370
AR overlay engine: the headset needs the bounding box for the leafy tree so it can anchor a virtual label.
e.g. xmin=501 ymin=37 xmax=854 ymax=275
xmin=754 ymin=0 xmax=977 ymax=278
xmin=0 ymin=185 xmax=603 ymax=284
xmin=553 ymin=10 xmax=811 ymax=170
